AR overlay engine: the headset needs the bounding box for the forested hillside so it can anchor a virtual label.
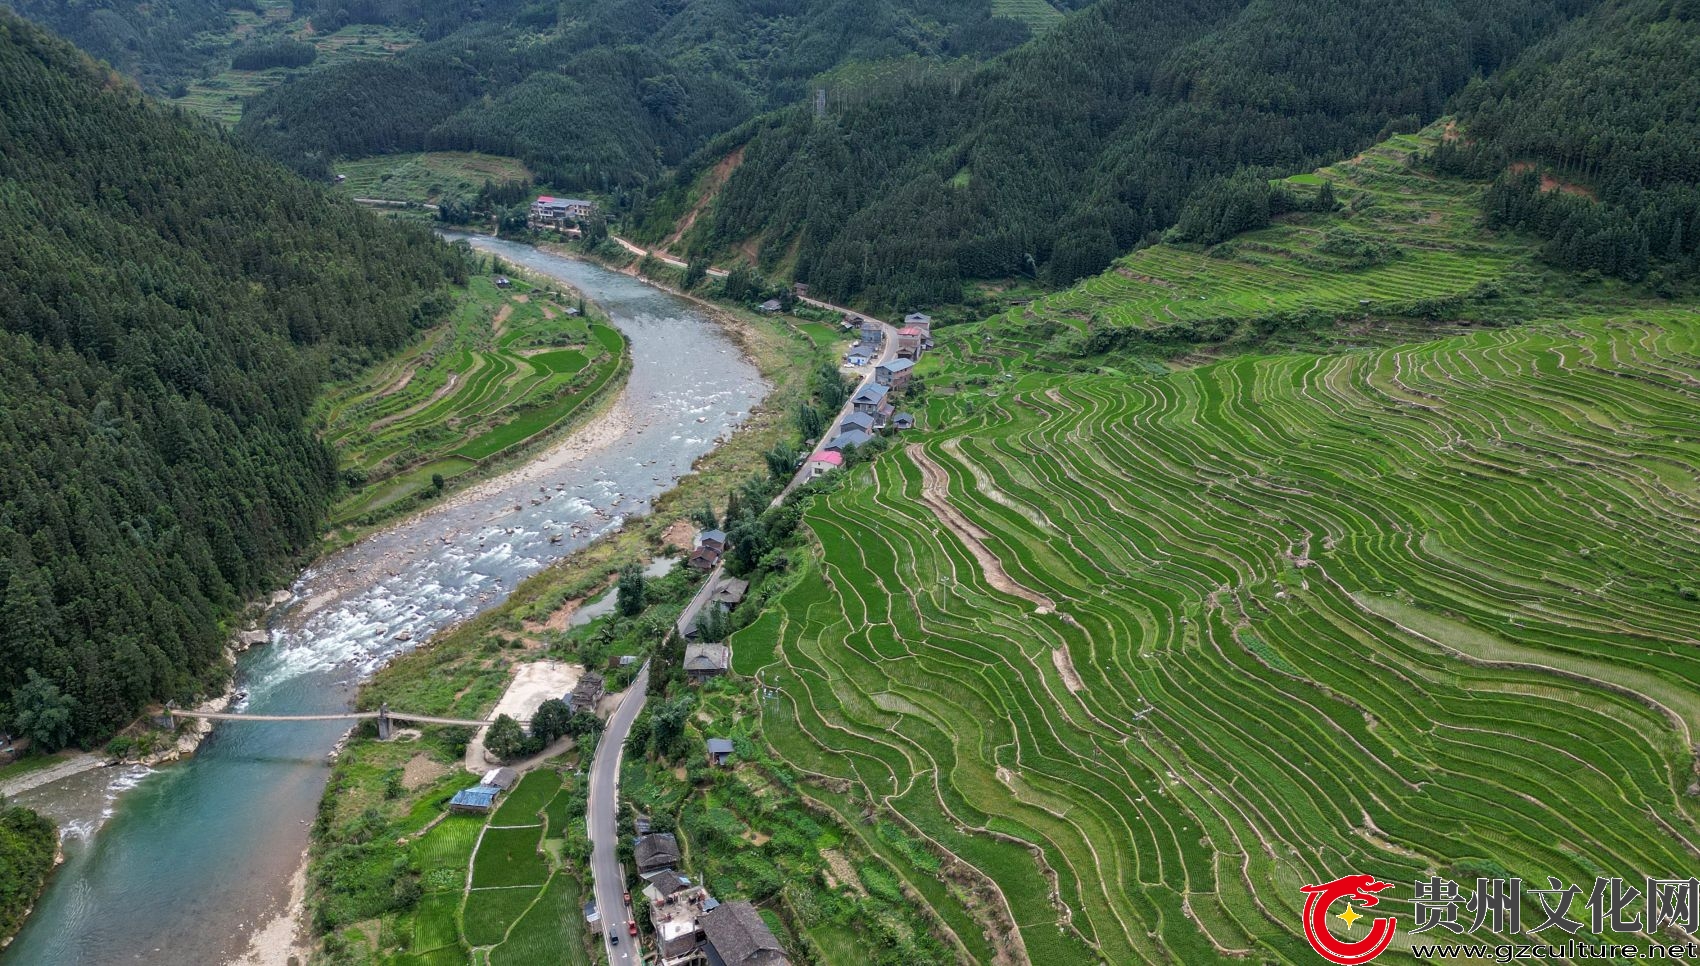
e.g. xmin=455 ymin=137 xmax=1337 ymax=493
xmin=1433 ymin=0 xmax=1700 ymax=284
xmin=235 ymin=0 xmax=1034 ymax=186
xmin=0 ymin=12 xmax=466 ymax=747
xmin=647 ymin=0 xmax=1597 ymax=308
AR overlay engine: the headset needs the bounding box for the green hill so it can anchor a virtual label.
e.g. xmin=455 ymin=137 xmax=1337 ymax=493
xmin=0 ymin=11 xmax=465 ymax=746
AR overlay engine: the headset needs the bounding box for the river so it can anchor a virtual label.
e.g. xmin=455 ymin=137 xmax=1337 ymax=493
xmin=3 ymin=238 xmax=768 ymax=966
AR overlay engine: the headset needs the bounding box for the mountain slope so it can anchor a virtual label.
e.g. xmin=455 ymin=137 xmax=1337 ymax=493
xmin=646 ymin=0 xmax=1597 ymax=308
xmin=0 ymin=12 xmax=466 ymax=745
xmin=234 ymin=0 xmax=1021 ymax=184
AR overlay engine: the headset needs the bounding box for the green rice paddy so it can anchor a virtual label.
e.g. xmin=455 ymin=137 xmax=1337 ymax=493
xmin=335 ymin=153 xmax=536 ymax=207
xmin=318 ymin=275 xmax=624 ymax=524
xmin=738 ymin=128 xmax=1700 ymax=962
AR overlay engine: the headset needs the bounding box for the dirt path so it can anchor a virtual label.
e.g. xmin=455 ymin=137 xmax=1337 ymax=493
xmin=907 ymin=443 xmax=1055 ymax=611
xmin=377 ymin=363 xmax=420 ymax=399
xmin=1051 ymin=646 xmax=1085 ymax=693
xmin=369 ymin=371 xmax=462 ymax=433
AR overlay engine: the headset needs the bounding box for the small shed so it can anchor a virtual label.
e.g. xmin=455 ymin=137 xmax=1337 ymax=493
xmin=494 ymin=276 xmax=512 ymax=288
xmin=688 ymin=546 xmax=722 ymax=571
xmin=450 ymin=785 xmax=501 ymax=813
xmin=757 ymin=298 xmax=783 ymax=313
xmin=482 ymin=767 xmax=518 ymax=790
xmin=892 ymin=412 xmax=916 ymax=430
xmin=707 ymin=738 xmax=735 ymax=766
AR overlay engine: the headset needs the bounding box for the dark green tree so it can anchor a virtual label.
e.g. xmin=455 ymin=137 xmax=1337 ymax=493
xmin=485 ymin=714 xmax=528 ymax=761
xmin=530 ymin=698 xmax=573 ymax=744
xmin=616 ymin=563 xmax=647 ymax=617
xmin=10 ymin=670 xmax=76 ymax=753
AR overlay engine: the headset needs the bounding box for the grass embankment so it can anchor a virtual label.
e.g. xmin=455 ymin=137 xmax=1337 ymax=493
xmin=172 ymin=1 xmax=416 ymax=126
xmin=317 ymin=272 xmax=627 ymax=541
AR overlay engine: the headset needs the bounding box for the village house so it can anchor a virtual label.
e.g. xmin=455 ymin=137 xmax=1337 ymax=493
xmin=858 ymin=317 xmax=882 ymax=344
xmin=892 ymin=412 xmax=916 ymax=430
xmin=845 ymin=344 xmax=875 ymax=367
xmin=481 ymin=767 xmax=518 ymax=790
xmin=684 ymin=643 xmax=731 ymax=681
xmin=710 ymin=577 xmax=749 ymax=611
xmin=903 ymin=312 xmax=932 ymax=336
xmin=528 ymin=196 xmax=596 ymax=230
xmin=634 ymin=832 xmax=681 ymax=875
xmin=851 ymin=382 xmax=895 ymax=426
xmin=824 ymin=428 xmax=872 ymax=452
xmin=707 ymin=738 xmax=735 ymax=766
xmin=875 ymin=357 xmax=914 ymax=391
xmin=567 ymin=671 xmax=605 ymax=714
xmin=838 ymin=412 xmax=875 ymax=434
xmin=701 ymin=900 xmax=791 ymax=966
xmin=642 ymin=873 xmax=715 ymax=966
xmin=896 ymin=326 xmax=924 ymax=360
xmin=688 ymin=529 xmax=726 ymax=571
xmin=803 ymin=450 xmax=842 ymax=479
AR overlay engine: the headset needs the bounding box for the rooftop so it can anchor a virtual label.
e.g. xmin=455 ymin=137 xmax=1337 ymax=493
xmin=807 ymin=450 xmax=843 ymax=466
xmin=707 ymin=738 xmax=735 ymax=755
xmin=684 ymin=642 xmax=731 ymax=670
xmin=701 ymin=900 xmax=789 ymax=966
xmin=880 ymin=358 xmax=915 ymax=373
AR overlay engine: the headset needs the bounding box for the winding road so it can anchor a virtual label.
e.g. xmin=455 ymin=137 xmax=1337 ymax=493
xmin=587 ymin=660 xmax=651 ymax=965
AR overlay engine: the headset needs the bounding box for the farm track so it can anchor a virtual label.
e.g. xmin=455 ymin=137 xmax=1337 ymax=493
xmin=744 ymin=308 xmax=1700 ymax=964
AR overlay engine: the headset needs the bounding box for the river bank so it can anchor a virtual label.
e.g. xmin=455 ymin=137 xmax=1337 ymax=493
xmin=2 ymin=242 xmax=775 ymax=966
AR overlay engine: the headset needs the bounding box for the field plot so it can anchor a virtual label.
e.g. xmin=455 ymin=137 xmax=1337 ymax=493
xmin=173 ymin=6 xmax=417 ymax=126
xmin=745 ymin=310 xmax=1700 ymax=962
xmin=319 ymin=275 xmax=625 ymax=524
xmin=992 ymin=0 xmax=1064 ymax=29
xmin=1006 ymin=127 xmax=1569 ymax=343
xmin=336 ymin=152 xmax=535 ymax=207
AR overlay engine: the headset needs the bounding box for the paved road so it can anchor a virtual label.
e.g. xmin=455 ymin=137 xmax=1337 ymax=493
xmin=587 ymin=660 xmax=651 ymax=965
xmin=774 ymin=297 xmax=900 ymax=503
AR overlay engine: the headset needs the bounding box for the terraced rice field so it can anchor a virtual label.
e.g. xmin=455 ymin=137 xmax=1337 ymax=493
xmin=1009 ymin=129 xmax=1551 ymax=338
xmin=335 ymin=152 xmax=536 ymax=207
xmin=319 ymin=275 xmax=624 ymax=523
xmin=992 ymin=0 xmax=1065 ymax=29
xmin=173 ymin=9 xmax=417 ymax=125
xmin=740 ymin=309 xmax=1700 ymax=962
